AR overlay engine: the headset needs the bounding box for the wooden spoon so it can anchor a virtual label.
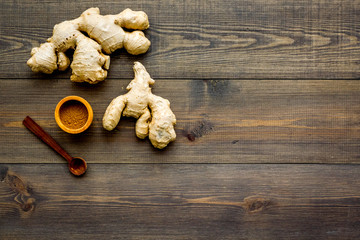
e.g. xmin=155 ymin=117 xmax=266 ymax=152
xmin=23 ymin=116 xmax=87 ymax=176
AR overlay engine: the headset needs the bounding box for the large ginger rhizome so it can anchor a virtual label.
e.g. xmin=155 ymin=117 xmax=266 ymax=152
xmin=27 ymin=8 xmax=151 ymax=84
xmin=103 ymin=62 xmax=176 ymax=149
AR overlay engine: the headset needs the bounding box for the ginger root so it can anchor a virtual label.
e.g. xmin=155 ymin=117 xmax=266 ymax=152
xmin=27 ymin=8 xmax=151 ymax=84
xmin=103 ymin=62 xmax=176 ymax=149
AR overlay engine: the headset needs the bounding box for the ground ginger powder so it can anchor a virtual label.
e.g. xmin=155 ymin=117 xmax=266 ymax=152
xmin=59 ymin=100 xmax=88 ymax=129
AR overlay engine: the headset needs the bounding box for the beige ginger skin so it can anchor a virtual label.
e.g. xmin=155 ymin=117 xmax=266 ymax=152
xmin=103 ymin=62 xmax=176 ymax=149
xmin=27 ymin=8 xmax=151 ymax=84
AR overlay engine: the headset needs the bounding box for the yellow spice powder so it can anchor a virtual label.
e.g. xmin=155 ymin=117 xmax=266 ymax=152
xmin=59 ymin=100 xmax=88 ymax=129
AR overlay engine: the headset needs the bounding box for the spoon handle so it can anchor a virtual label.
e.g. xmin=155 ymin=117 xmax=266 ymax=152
xmin=23 ymin=116 xmax=73 ymax=163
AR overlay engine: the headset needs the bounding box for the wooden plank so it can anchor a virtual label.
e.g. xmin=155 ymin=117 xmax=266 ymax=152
xmin=1 ymin=163 xmax=360 ymax=239
xmin=1 ymin=79 xmax=359 ymax=164
xmin=1 ymin=0 xmax=359 ymax=79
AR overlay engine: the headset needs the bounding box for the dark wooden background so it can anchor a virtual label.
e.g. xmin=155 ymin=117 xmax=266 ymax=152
xmin=1 ymin=0 xmax=360 ymax=239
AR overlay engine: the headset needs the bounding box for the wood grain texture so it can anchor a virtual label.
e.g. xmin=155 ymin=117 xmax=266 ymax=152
xmin=1 ymin=164 xmax=360 ymax=239
xmin=1 ymin=0 xmax=360 ymax=238
xmin=0 ymin=0 xmax=359 ymax=79
xmin=1 ymin=79 xmax=359 ymax=164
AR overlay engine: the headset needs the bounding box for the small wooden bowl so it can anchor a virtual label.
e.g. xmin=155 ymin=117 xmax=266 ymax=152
xmin=55 ymin=96 xmax=93 ymax=134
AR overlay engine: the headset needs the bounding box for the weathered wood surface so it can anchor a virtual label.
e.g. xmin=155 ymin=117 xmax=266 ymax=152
xmin=1 ymin=164 xmax=360 ymax=239
xmin=1 ymin=0 xmax=360 ymax=239
xmin=1 ymin=0 xmax=359 ymax=79
xmin=1 ymin=79 xmax=359 ymax=164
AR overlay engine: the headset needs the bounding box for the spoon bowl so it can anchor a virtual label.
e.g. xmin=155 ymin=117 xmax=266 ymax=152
xmin=69 ymin=157 xmax=87 ymax=176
